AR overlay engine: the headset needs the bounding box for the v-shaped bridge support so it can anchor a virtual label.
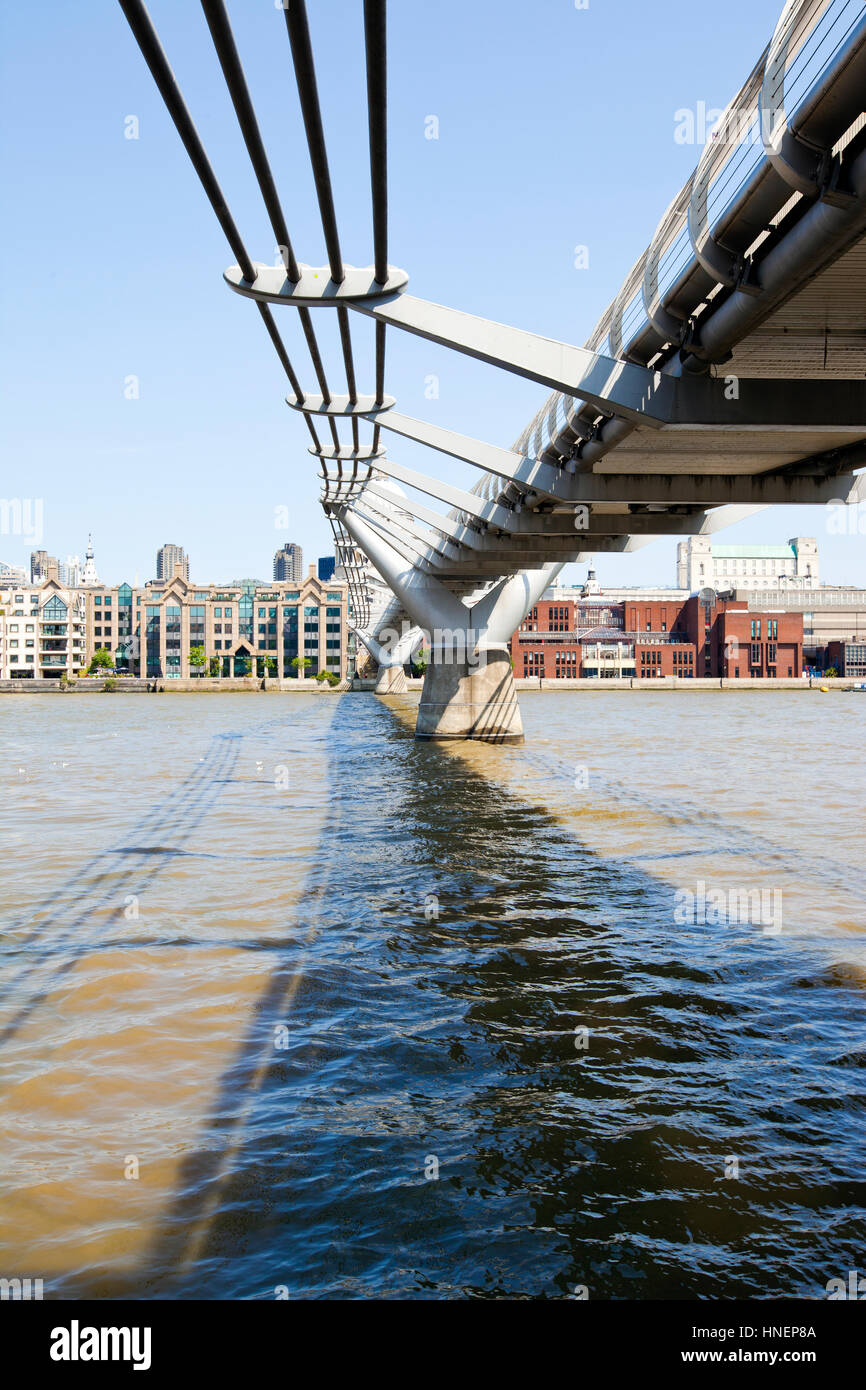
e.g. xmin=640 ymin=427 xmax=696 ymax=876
xmin=351 ymin=623 xmax=423 ymax=694
xmin=339 ymin=506 xmax=561 ymax=741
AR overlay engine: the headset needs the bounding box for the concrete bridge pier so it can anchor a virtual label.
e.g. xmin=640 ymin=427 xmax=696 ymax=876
xmin=416 ymin=646 xmax=522 ymax=741
xmin=375 ymin=664 xmax=408 ymax=694
xmin=339 ymin=509 xmax=560 ymax=741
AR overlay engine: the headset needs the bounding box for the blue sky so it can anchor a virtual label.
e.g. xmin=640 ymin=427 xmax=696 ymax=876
xmin=2 ymin=0 xmax=862 ymax=587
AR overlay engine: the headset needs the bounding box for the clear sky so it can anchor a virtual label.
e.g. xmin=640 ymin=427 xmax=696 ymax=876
xmin=2 ymin=0 xmax=862 ymax=588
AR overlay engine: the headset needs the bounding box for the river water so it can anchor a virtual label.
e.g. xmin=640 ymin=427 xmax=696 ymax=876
xmin=0 ymin=690 xmax=864 ymax=1300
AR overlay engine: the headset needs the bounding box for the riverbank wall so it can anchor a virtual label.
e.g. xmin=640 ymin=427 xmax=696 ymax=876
xmin=1 ymin=676 xmax=862 ymax=694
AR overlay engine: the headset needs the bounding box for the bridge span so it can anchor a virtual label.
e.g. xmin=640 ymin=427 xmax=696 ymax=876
xmin=119 ymin=0 xmax=866 ymax=739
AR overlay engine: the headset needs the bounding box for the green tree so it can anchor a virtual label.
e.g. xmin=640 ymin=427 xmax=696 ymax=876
xmin=291 ymin=656 xmax=311 ymax=678
xmin=208 ymin=656 xmax=220 ymax=676
xmin=410 ymin=647 xmax=429 ymax=676
xmin=265 ymin=656 xmax=277 ymax=675
xmin=189 ymin=644 xmax=206 ymax=673
xmin=88 ymin=648 xmax=114 ymax=674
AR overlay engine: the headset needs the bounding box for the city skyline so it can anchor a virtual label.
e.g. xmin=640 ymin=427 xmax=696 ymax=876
xmin=3 ymin=532 xmax=336 ymax=590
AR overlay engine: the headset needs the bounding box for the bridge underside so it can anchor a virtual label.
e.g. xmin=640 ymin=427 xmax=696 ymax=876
xmin=120 ymin=0 xmax=866 ymax=739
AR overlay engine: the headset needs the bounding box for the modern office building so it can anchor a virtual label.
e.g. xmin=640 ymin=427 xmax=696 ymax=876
xmin=30 ymin=550 xmax=55 ymax=583
xmin=0 ymin=562 xmax=27 ymax=584
xmin=156 ymin=543 xmax=189 ymax=582
xmin=676 ymin=536 xmax=819 ymax=591
xmin=317 ymin=555 xmax=336 ymax=582
xmin=58 ymin=555 xmax=82 ymax=587
xmin=32 ymin=545 xmax=88 ymax=587
xmin=274 ymin=542 xmax=303 ymax=583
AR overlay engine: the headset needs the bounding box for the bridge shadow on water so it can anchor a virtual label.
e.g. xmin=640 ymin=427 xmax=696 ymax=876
xmin=29 ymin=695 xmax=866 ymax=1301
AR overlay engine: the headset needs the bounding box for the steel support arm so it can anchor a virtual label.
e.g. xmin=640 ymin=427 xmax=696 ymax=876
xmin=344 ymin=293 xmax=671 ymax=426
xmin=349 ymin=295 xmax=866 ymax=428
xmin=363 ymin=411 xmax=866 ymax=506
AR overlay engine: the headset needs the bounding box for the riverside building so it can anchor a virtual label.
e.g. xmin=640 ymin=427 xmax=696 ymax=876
xmin=0 ymin=575 xmax=88 ymax=679
xmin=0 ymin=564 xmax=348 ymax=680
xmin=511 ymin=591 xmax=803 ymax=680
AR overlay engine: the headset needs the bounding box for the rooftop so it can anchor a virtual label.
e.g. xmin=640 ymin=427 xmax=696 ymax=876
xmin=711 ymin=544 xmax=796 ymax=558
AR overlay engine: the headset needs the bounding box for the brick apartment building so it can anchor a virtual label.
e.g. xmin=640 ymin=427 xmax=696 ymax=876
xmin=511 ymin=592 xmax=802 ymax=679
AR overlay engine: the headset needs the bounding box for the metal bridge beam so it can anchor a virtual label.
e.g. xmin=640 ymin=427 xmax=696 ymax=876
xmin=228 ymin=266 xmax=866 ymax=428
xmin=364 ymin=412 xmax=866 ymax=504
